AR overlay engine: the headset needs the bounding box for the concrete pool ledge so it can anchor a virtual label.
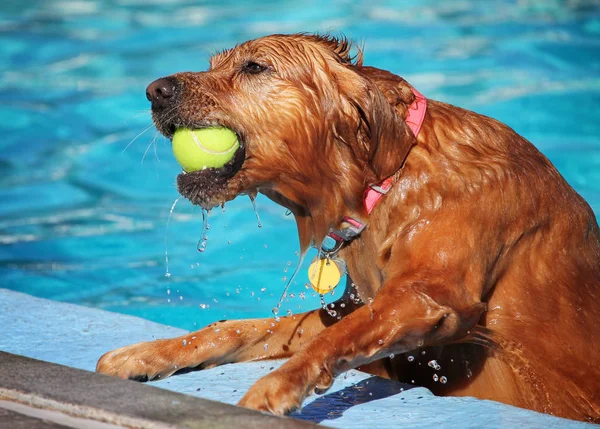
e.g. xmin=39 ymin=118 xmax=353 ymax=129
xmin=0 ymin=352 xmax=317 ymax=429
xmin=0 ymin=288 xmax=595 ymax=428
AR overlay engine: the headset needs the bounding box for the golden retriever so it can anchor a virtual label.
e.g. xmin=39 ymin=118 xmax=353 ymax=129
xmin=97 ymin=34 xmax=600 ymax=422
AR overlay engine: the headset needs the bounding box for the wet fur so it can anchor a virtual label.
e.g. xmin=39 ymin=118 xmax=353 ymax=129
xmin=97 ymin=34 xmax=600 ymax=422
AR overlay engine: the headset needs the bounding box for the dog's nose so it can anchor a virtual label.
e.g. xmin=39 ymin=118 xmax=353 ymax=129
xmin=146 ymin=77 xmax=177 ymax=110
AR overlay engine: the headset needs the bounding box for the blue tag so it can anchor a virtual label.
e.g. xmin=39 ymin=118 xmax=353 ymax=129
xmin=321 ymin=235 xmax=338 ymax=252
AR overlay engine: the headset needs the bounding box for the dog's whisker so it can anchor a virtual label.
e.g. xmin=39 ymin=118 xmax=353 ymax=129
xmin=141 ymin=138 xmax=154 ymax=164
xmin=123 ymin=122 xmax=156 ymax=153
xmin=153 ymin=133 xmax=161 ymax=163
xmin=128 ymin=109 xmax=153 ymax=120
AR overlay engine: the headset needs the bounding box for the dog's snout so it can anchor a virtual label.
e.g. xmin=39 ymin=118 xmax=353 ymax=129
xmin=146 ymin=77 xmax=178 ymax=110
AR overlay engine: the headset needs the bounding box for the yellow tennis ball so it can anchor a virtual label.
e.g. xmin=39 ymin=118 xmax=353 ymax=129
xmin=172 ymin=127 xmax=240 ymax=172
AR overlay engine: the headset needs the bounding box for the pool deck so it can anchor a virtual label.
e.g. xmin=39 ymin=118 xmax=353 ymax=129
xmin=0 ymin=288 xmax=595 ymax=428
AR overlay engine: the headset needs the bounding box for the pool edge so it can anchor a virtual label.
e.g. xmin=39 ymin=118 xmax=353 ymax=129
xmin=0 ymin=351 xmax=322 ymax=429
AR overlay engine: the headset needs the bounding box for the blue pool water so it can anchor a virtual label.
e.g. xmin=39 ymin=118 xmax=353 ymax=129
xmin=1 ymin=0 xmax=599 ymax=333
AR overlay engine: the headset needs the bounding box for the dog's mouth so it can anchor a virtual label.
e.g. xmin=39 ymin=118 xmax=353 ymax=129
xmin=172 ymin=125 xmax=247 ymax=208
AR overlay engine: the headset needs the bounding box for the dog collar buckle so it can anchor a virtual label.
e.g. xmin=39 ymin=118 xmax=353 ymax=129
xmin=321 ymin=216 xmax=366 ymax=255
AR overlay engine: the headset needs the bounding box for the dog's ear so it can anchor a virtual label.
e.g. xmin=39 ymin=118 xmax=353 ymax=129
xmin=337 ymin=66 xmax=418 ymax=182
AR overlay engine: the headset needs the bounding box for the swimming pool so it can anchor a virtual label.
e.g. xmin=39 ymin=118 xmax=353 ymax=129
xmin=1 ymin=0 xmax=599 ymax=332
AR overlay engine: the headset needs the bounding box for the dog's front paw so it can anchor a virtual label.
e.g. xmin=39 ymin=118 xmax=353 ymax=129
xmin=96 ymin=340 xmax=181 ymax=381
xmin=238 ymin=371 xmax=305 ymax=416
xmin=238 ymin=359 xmax=334 ymax=416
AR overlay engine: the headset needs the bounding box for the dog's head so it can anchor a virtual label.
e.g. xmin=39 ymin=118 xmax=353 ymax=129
xmin=148 ymin=34 xmax=416 ymax=244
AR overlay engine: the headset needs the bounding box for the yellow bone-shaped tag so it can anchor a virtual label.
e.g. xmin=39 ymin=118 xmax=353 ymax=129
xmin=308 ymin=257 xmax=342 ymax=294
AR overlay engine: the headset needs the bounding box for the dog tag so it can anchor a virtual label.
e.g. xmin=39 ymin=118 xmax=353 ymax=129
xmin=308 ymin=257 xmax=343 ymax=294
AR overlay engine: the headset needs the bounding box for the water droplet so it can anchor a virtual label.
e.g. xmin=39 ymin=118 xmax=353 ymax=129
xmin=164 ymin=197 xmax=181 ymax=278
xmin=421 ymin=350 xmax=426 ymax=355
xmin=407 ymin=356 xmax=415 ymax=362
xmin=182 ymin=339 xmax=187 ymax=346
xmin=197 ymin=209 xmax=210 ymax=252
xmin=378 ymin=339 xmax=384 ymax=345
xmin=440 ymin=376 xmax=448 ymax=384
xmin=249 ymin=195 xmax=262 ymax=228
xmin=428 ymin=360 xmax=440 ymax=370
xmin=433 ymin=374 xmax=439 ymax=382
xmin=263 ymin=343 xmax=268 ymax=350
xmin=389 ymin=353 xmax=395 ymax=359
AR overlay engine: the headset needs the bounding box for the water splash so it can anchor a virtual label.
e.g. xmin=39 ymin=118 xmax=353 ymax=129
xmin=272 ymin=252 xmax=305 ymax=319
xmin=319 ymin=294 xmax=337 ymax=318
xmin=249 ymin=195 xmax=262 ymax=228
xmin=164 ymin=197 xmax=181 ymax=278
xmin=197 ymin=209 xmax=210 ymax=252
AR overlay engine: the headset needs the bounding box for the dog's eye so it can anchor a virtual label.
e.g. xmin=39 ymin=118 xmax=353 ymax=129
xmin=241 ymin=61 xmax=267 ymax=75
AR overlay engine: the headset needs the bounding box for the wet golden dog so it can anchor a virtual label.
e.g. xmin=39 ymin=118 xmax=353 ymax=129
xmin=97 ymin=34 xmax=600 ymax=422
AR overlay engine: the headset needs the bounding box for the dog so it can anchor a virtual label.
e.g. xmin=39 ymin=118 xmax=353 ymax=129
xmin=97 ymin=34 xmax=600 ymax=422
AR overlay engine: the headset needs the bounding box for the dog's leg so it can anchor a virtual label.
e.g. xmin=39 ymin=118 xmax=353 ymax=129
xmin=238 ymin=275 xmax=485 ymax=415
xmin=96 ymin=294 xmax=358 ymax=381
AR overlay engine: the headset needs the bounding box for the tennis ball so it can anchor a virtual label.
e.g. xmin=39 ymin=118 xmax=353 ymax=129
xmin=172 ymin=127 xmax=240 ymax=172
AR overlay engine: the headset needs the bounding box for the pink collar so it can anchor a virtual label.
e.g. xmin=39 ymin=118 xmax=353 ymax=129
xmin=363 ymin=84 xmax=427 ymax=214
xmin=320 ymin=83 xmax=426 ymax=255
